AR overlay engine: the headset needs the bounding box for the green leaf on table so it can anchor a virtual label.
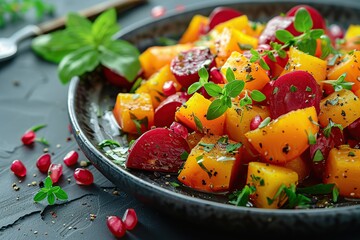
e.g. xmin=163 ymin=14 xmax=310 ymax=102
xmin=44 ymin=176 xmax=53 ymax=188
xmin=47 ymin=192 xmax=56 ymax=205
xmin=66 ymin=13 xmax=93 ymax=44
xmin=34 ymin=176 xmax=68 ymax=206
xmin=54 ymin=188 xmax=69 ymax=200
xmin=58 ymin=46 xmax=99 ymax=84
xmin=99 ymin=40 xmax=141 ymax=82
xmin=33 ymin=191 xmax=47 ymax=202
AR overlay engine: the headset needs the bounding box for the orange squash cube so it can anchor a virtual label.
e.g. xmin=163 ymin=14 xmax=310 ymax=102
xmin=113 ymin=93 xmax=154 ymax=134
xmin=324 ymin=145 xmax=360 ymax=198
xmin=178 ymin=134 xmax=242 ymax=192
xmin=179 ymin=15 xmax=208 ymax=44
xmin=175 ymin=92 xmax=225 ymax=135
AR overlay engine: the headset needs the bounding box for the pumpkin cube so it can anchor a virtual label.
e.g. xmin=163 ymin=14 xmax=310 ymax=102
xmin=245 ymin=107 xmax=319 ymax=164
xmin=318 ymin=89 xmax=360 ymax=128
xmin=179 ymin=15 xmax=208 ymax=44
xmin=175 ymin=92 xmax=225 ymax=135
xmin=113 ymin=93 xmax=154 ymax=134
xmin=324 ymin=145 xmax=360 ymax=198
xmin=178 ymin=134 xmax=242 ymax=192
xmin=246 ymin=162 xmax=298 ymax=209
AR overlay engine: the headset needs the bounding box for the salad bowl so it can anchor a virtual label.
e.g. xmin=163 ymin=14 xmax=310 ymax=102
xmin=68 ymin=0 xmax=360 ymax=234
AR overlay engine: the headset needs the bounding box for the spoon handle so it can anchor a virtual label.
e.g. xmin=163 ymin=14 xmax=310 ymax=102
xmin=37 ymin=0 xmax=147 ymax=34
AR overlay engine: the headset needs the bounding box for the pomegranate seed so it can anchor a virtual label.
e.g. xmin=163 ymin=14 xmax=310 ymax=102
xmin=209 ymin=67 xmax=225 ymax=84
xmin=48 ymin=163 xmax=63 ymax=183
xmin=10 ymin=160 xmax=27 ymax=177
xmin=162 ymin=81 xmax=177 ymax=96
xmin=151 ymin=5 xmax=166 ymax=18
xmin=74 ymin=168 xmax=94 ymax=185
xmin=36 ymin=153 xmax=51 ymax=173
xmin=170 ymin=122 xmax=188 ymax=139
xmin=63 ymin=150 xmax=79 ymax=166
xmin=107 ymin=216 xmax=126 ymax=238
xmin=122 ymin=208 xmax=138 ymax=230
xmin=250 ymin=115 xmax=263 ymax=130
xmin=21 ymin=131 xmax=36 ymax=145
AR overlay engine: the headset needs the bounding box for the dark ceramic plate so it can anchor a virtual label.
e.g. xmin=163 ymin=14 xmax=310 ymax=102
xmin=68 ymin=0 xmax=360 ymax=234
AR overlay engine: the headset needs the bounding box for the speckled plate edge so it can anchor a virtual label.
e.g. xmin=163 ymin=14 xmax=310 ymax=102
xmin=68 ymin=0 xmax=360 ymax=233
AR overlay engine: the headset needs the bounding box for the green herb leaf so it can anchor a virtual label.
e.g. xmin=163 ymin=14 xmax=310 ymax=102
xmin=129 ymin=113 xmax=148 ymax=134
xmin=229 ymin=185 xmax=255 ymax=207
xmin=275 ymin=30 xmax=294 ymax=43
xmin=47 ymin=192 xmax=56 ymax=205
xmin=44 ymin=176 xmax=53 ymax=189
xmin=294 ymin=7 xmax=313 ymax=32
xmin=297 ymin=183 xmax=335 ymax=195
xmin=156 ymin=37 xmax=178 ymax=46
xmin=199 ymin=142 xmax=215 ymax=152
xmin=226 ymin=142 xmax=242 ymax=153
xmin=206 ymin=99 xmax=228 ymax=120
xmin=192 ymin=113 xmax=204 ymax=133
xmin=196 ymin=155 xmax=212 ymax=178
xmin=54 ymin=188 xmax=68 ymax=200
xmin=198 ymin=67 xmax=209 ymax=84
xmin=225 ymin=67 xmax=236 ymax=82
xmin=29 ymin=124 xmax=47 ymax=132
xmin=332 ymin=186 xmax=339 ymax=202
xmin=99 ymin=40 xmax=141 ymax=82
xmin=297 ymin=38 xmax=317 ymax=55
xmin=313 ymin=149 xmax=324 ymax=162
xmin=180 ymin=151 xmax=189 ymax=161
xmin=187 ymin=82 xmax=203 ymax=94
xmin=258 ymin=117 xmax=271 ymax=129
xmin=239 ymin=92 xmax=252 ymax=107
xmin=35 ymin=137 xmax=50 ymax=146
xmin=33 ymin=191 xmax=48 ymax=202
xmin=98 ymin=139 xmax=121 ymax=148
xmin=323 ymin=119 xmax=343 ymax=138
xmin=250 ymin=90 xmax=266 ymax=102
xmin=310 ymin=29 xmax=324 ymax=39
xmin=58 ymin=46 xmax=99 ymax=84
xmin=34 ymin=176 xmax=68 ymax=205
xmin=290 ymin=85 xmax=298 ymax=92
xmin=249 ymin=49 xmax=260 ymax=63
xmin=66 ymin=13 xmax=93 ymax=45
xmin=224 ymin=80 xmax=244 ymax=98
xmin=170 ymin=182 xmax=180 ymax=187
xmin=306 ymin=130 xmax=317 ymax=145
xmin=259 ymin=58 xmax=270 ymax=71
xmin=323 ymin=73 xmax=354 ymax=92
xmin=204 ymin=82 xmax=222 ymax=97
xmin=92 ymin=8 xmax=119 ymax=44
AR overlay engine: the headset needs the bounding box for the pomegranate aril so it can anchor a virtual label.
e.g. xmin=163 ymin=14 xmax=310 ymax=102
xmin=21 ymin=130 xmax=36 ymax=145
xmin=107 ymin=216 xmax=126 ymax=238
xmin=11 ymin=160 xmax=27 ymax=177
xmin=250 ymin=115 xmax=263 ymax=130
xmin=122 ymin=208 xmax=138 ymax=230
xmin=48 ymin=163 xmax=63 ymax=183
xmin=170 ymin=122 xmax=188 ymax=139
xmin=63 ymin=150 xmax=79 ymax=166
xmin=74 ymin=168 xmax=94 ymax=185
xmin=209 ymin=67 xmax=225 ymax=84
xmin=162 ymin=81 xmax=177 ymax=96
xmin=36 ymin=153 xmax=51 ymax=173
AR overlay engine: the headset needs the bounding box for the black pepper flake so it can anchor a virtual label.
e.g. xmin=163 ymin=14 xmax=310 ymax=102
xmin=202 ymin=179 xmax=206 ymax=185
xmin=341 ymin=110 xmax=346 ymax=117
xmin=282 ymin=144 xmax=290 ymax=154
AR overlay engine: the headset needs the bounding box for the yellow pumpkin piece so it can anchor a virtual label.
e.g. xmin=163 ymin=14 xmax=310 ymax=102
xmin=213 ymin=15 xmax=250 ymax=33
xmin=281 ymin=47 xmax=327 ymax=86
xmin=112 ymin=93 xmax=154 ymax=134
xmin=221 ymin=51 xmax=270 ymax=91
xmin=225 ymin=104 xmax=270 ymax=163
xmin=139 ymin=43 xmax=193 ymax=78
xmin=175 ymin=92 xmax=225 ymax=135
xmin=344 ymin=24 xmax=360 ymax=40
xmin=243 ymin=21 xmax=265 ymax=38
xmin=327 ymin=51 xmax=360 ymax=93
xmin=135 ymin=64 xmax=181 ymax=109
xmin=318 ymin=89 xmax=360 ymax=128
xmin=283 ymin=156 xmax=310 ymax=183
xmin=214 ymin=28 xmax=258 ymax=67
xmin=245 ymin=107 xmax=319 ymax=164
xmin=186 ymin=131 xmax=204 ymax=150
xmin=246 ymin=162 xmax=298 ymax=209
xmin=179 ymin=15 xmax=208 ymax=44
xmin=324 ymin=145 xmax=360 ymax=198
xmin=178 ymin=134 xmax=242 ymax=192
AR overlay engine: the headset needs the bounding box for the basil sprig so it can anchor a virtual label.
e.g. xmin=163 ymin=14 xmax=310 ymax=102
xmin=32 ymin=8 xmax=141 ymax=84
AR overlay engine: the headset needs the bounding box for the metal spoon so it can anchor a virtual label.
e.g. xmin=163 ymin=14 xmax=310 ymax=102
xmin=0 ymin=0 xmax=146 ymax=62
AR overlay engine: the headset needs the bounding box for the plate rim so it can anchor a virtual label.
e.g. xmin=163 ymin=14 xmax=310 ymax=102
xmin=68 ymin=0 xmax=360 ymax=223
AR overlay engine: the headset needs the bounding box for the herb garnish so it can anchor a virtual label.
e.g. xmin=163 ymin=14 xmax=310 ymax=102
xmin=267 ymin=183 xmax=311 ymax=208
xmin=32 ymin=8 xmax=141 ymax=84
xmin=229 ymin=185 xmax=256 ymax=207
xmin=34 ymin=176 xmax=68 ymax=205
xmin=312 ymin=149 xmax=324 ymax=162
xmin=196 ymin=155 xmax=212 ymax=178
xmin=323 ymin=119 xmax=343 ymax=138
xmin=323 ymin=73 xmax=354 ymax=92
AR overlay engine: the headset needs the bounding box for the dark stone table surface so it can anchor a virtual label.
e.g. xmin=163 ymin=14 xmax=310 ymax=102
xmin=1 ymin=0 xmax=360 ymax=239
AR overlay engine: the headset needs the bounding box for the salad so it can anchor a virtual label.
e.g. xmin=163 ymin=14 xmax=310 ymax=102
xmin=106 ymin=5 xmax=360 ymax=209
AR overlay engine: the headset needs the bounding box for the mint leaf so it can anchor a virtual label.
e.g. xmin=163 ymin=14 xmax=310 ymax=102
xmin=275 ymin=30 xmax=294 ymax=43
xmin=204 ymin=82 xmax=222 ymax=97
xmin=99 ymin=40 xmax=141 ymax=82
xmin=66 ymin=13 xmax=93 ymax=45
xmin=47 ymin=192 xmax=56 ymax=205
xmin=207 ymin=99 xmax=228 ymax=120
xmin=58 ymin=46 xmax=99 ymax=84
xmin=33 ymin=191 xmax=47 ymax=202
xmin=54 ymin=189 xmax=68 ymax=200
xmin=92 ymin=8 xmax=119 ymax=44
xmin=294 ymin=7 xmax=313 ymax=32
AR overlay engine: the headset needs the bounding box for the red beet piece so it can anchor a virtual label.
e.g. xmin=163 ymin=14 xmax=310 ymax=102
xmin=122 ymin=208 xmax=138 ymax=230
xmin=11 ymin=160 xmax=27 ymax=177
xmin=309 ymin=127 xmax=345 ymax=179
xmin=208 ymin=7 xmax=243 ymax=31
xmin=259 ymin=16 xmax=295 ymax=45
xmin=170 ymin=47 xmax=215 ymax=88
xmin=162 ymin=80 xmax=177 ymax=96
xmin=103 ymin=67 xmax=142 ymax=90
xmin=63 ymin=150 xmax=79 ymax=167
xmin=268 ymin=70 xmax=321 ymax=119
xmin=48 ymin=163 xmax=63 ymax=184
xmin=107 ymin=216 xmax=126 ymax=238
xmin=36 ymin=153 xmax=51 ymax=173
xmin=170 ymin=122 xmax=188 ymax=139
xmin=74 ymin=168 xmax=94 ymax=185
xmin=154 ymin=92 xmax=188 ymax=128
xmin=345 ymin=117 xmax=360 ymax=141
xmin=286 ymin=5 xmax=327 ymax=31
xmin=126 ymin=128 xmax=190 ymax=172
xmin=209 ymin=67 xmax=225 ymax=84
